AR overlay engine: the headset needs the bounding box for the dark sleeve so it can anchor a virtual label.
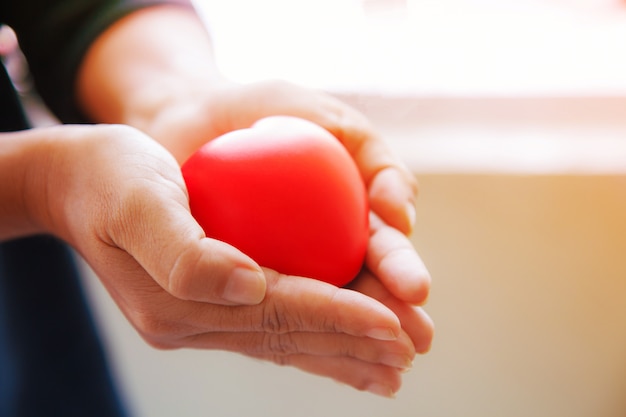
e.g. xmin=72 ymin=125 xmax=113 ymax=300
xmin=3 ymin=0 xmax=194 ymax=123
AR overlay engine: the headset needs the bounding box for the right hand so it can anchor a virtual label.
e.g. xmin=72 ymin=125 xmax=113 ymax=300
xmin=21 ymin=124 xmax=426 ymax=396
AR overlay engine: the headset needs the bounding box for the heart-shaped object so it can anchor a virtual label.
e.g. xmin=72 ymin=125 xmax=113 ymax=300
xmin=181 ymin=116 xmax=369 ymax=287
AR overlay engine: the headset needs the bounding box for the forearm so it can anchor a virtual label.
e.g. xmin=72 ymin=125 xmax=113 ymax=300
xmin=76 ymin=5 xmax=224 ymax=136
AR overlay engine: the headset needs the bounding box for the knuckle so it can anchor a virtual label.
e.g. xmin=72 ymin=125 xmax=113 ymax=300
xmin=260 ymin=299 xmax=294 ymax=334
xmin=261 ymin=333 xmax=299 ymax=356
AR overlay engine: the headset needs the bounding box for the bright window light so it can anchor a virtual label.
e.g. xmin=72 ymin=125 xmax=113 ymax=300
xmin=194 ymin=0 xmax=626 ymax=96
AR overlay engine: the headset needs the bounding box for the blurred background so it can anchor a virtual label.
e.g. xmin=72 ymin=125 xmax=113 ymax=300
xmin=8 ymin=0 xmax=626 ymax=416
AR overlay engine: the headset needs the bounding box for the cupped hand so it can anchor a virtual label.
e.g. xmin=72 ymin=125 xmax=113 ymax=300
xmin=142 ymin=79 xmax=430 ymax=305
xmin=143 ymin=79 xmax=419 ymax=236
xmin=31 ymin=123 xmax=432 ymax=396
xmin=36 ymin=124 xmax=265 ymax=306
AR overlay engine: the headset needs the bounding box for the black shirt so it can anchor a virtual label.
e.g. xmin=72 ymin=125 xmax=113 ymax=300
xmin=1 ymin=0 xmax=192 ymax=124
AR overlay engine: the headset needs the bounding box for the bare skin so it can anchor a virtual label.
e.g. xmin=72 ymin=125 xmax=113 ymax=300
xmin=1 ymin=4 xmax=433 ymax=397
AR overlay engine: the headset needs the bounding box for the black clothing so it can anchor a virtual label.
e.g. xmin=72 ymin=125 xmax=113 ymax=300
xmin=1 ymin=0 xmax=192 ymax=123
xmin=0 ymin=236 xmax=129 ymax=417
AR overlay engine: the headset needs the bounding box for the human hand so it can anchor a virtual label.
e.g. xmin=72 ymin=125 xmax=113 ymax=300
xmin=75 ymin=5 xmax=428 ymax=303
xmin=20 ymin=123 xmax=430 ymax=396
xmin=212 ymin=81 xmax=419 ymax=236
xmin=142 ymin=80 xmax=429 ymax=304
xmin=146 ymin=80 xmax=416 ymax=229
xmin=26 ymin=124 xmax=265 ymax=305
xmin=72 ymin=6 xmax=432 ymax=394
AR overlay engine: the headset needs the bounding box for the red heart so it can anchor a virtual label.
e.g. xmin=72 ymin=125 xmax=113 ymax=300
xmin=182 ymin=116 xmax=369 ymax=287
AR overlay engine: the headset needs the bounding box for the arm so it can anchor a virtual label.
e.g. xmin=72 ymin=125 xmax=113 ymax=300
xmin=72 ymin=3 xmax=432 ymax=395
xmin=76 ymin=5 xmax=222 ymax=136
xmin=3 ymin=0 xmax=432 ymax=397
xmin=75 ymin=6 xmax=420 ymax=239
xmin=0 ymin=130 xmax=50 ymax=241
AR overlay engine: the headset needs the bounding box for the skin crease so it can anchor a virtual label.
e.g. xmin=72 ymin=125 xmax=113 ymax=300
xmin=1 ymin=4 xmax=434 ymax=397
xmin=1 ymin=124 xmax=431 ymax=397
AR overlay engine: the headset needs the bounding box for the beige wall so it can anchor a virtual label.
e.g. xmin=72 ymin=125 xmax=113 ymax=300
xmin=410 ymin=173 xmax=626 ymax=417
xmin=80 ymin=96 xmax=626 ymax=417
xmin=81 ymin=173 xmax=626 ymax=417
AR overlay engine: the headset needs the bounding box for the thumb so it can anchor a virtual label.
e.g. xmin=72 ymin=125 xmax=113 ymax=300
xmin=163 ymin=235 xmax=268 ymax=305
xmin=51 ymin=124 xmax=266 ymax=306
xmin=108 ymin=187 xmax=267 ymax=306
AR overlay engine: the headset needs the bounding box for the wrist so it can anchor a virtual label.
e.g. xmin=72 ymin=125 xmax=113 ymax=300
xmin=126 ymin=79 xmax=237 ymax=161
xmin=76 ymin=5 xmax=226 ymax=131
xmin=0 ymin=128 xmax=63 ymax=240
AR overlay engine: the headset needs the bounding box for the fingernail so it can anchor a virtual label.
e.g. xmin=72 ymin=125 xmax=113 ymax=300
xmin=366 ymin=383 xmax=396 ymax=399
xmin=381 ymin=353 xmax=413 ymax=371
xmin=405 ymin=202 xmax=416 ymax=232
xmin=222 ymin=267 xmax=266 ymax=304
xmin=366 ymin=327 xmax=398 ymax=341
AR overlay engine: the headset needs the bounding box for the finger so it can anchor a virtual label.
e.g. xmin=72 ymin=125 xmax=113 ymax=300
xmin=102 ymin=144 xmax=266 ymax=306
xmin=181 ymin=327 xmax=416 ymax=371
xmin=366 ymin=212 xmax=431 ymax=305
xmin=368 ymin=166 xmax=418 ymax=235
xmin=165 ymin=236 xmax=267 ymax=306
xmin=350 ymin=272 xmax=434 ymax=353
xmin=318 ymin=99 xmax=419 ymax=235
xmin=125 ymin=209 xmax=266 ymax=306
xmin=143 ymin=269 xmax=403 ymax=341
xmin=243 ymin=270 xmax=403 ymax=339
xmin=408 ymin=307 xmax=434 ymax=354
xmin=219 ymin=82 xmax=418 ymax=233
xmin=281 ymin=355 xmax=404 ymax=398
